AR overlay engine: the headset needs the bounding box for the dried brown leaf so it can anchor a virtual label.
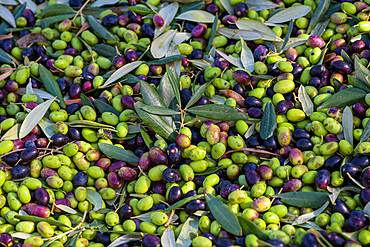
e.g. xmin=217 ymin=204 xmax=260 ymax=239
xmin=219 ymin=89 xmax=245 ymax=107
xmin=0 ymin=69 xmax=14 ymax=81
xmin=0 ymin=34 xmax=13 ymax=40
xmin=17 ymin=33 xmax=50 ymax=48
xmin=75 ymin=22 xmax=90 ymax=38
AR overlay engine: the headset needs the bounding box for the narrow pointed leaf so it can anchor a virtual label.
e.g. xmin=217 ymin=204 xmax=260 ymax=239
xmin=236 ymin=19 xmax=283 ymax=42
xmin=158 ymin=72 xmax=176 ymax=107
xmin=238 ymin=216 xmax=269 ymax=241
xmin=108 ymin=235 xmax=142 ymax=247
xmin=151 ymin=30 xmax=176 ymax=59
xmin=135 ymin=102 xmax=177 ymax=142
xmin=140 ymin=127 xmax=153 ymax=149
xmin=307 ymin=0 xmax=330 ymax=33
xmin=91 ymin=44 xmax=117 ymax=57
xmin=87 ymin=15 xmax=118 ymax=41
xmin=145 ymin=55 xmax=185 ymax=65
xmin=185 ymin=80 xmax=214 ymax=109
xmin=245 ymin=0 xmax=279 ymax=11
xmin=260 ymin=101 xmax=276 ymax=140
xmin=154 ymin=2 xmax=178 ymax=38
xmin=176 ymin=216 xmax=199 ymax=247
xmin=216 ymin=49 xmax=243 ymax=68
xmin=179 ymin=1 xmax=205 ymax=13
xmin=273 ymin=192 xmax=330 ymax=208
xmin=101 ymin=61 xmax=143 ymax=88
xmin=81 ymin=93 xmax=95 ymax=109
xmin=15 ymin=215 xmax=71 ymax=229
xmin=1 ymin=123 xmax=20 ymax=140
xmin=141 ymin=105 xmax=180 ymax=116
xmin=40 ymin=4 xmax=75 ymax=17
xmin=161 ymin=229 xmax=176 ymax=247
xmin=273 ymin=38 xmax=308 ymax=52
xmin=205 ymin=193 xmax=242 ymax=236
xmin=267 ymin=5 xmax=311 ymax=23
xmin=240 ymin=37 xmax=254 ymax=72
xmin=165 ymin=195 xmax=204 ymax=212
xmin=0 ymin=4 xmax=16 ymax=27
xmin=55 ymin=205 xmax=78 ymax=215
xmin=86 ymin=189 xmax=104 ymax=211
xmin=341 ymin=49 xmax=353 ymax=64
xmin=38 ymin=118 xmax=56 ymax=139
xmin=298 ymin=85 xmax=314 ymax=116
xmin=361 ymin=118 xmax=370 ymax=142
xmin=343 ymin=106 xmax=354 ymax=146
xmin=293 ymin=201 xmax=329 ymax=225
xmin=91 ymin=0 xmax=119 ymax=7
xmin=0 ymin=4 xmax=25 ymax=35
xmin=166 ymin=65 xmax=181 ymax=107
xmin=0 ymin=48 xmax=12 ymax=63
xmin=187 ymin=104 xmax=248 ymax=121
xmin=217 ymin=27 xmax=263 ymax=41
xmin=311 ymin=18 xmax=330 ymax=36
xmin=94 ymin=99 xmax=120 ymax=117
xmin=355 ymin=56 xmax=370 ymax=90
xmin=205 ymin=13 xmax=218 ymax=55
xmin=38 ymin=64 xmax=66 ymax=108
xmin=19 ymin=98 xmax=55 ymax=139
xmin=176 ymin=10 xmax=215 ymax=23
xmin=317 ymin=88 xmax=367 ymax=109
xmin=99 ymin=143 xmax=140 ymax=163
xmin=279 ymin=20 xmax=293 ymax=52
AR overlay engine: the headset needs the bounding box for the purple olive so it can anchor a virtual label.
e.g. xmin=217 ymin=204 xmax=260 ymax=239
xmin=118 ymin=204 xmax=133 ymax=221
xmin=121 ymin=95 xmax=135 ymax=110
xmin=331 ymin=198 xmax=351 ymax=218
xmin=167 ymin=186 xmax=183 ymax=205
xmin=220 ymin=184 xmax=240 ymax=199
xmin=315 ymin=169 xmax=331 ymax=189
xmin=185 ymin=199 xmax=206 ymax=214
xmin=0 ymin=233 xmax=14 ymax=247
xmin=191 ymin=24 xmax=207 ymax=37
xmin=245 ymin=170 xmax=261 ymax=186
xmin=343 ymin=216 xmax=364 ymax=232
xmin=35 ymin=187 xmax=50 ymax=206
xmin=253 ymin=45 xmax=268 ymax=61
xmin=20 ymin=147 xmax=39 ymax=163
xmin=11 ymin=164 xmax=30 ymax=179
xmin=352 ymin=103 xmax=366 ymax=118
xmin=142 ymin=234 xmax=160 ymax=247
xmin=69 ymin=83 xmax=82 ymax=99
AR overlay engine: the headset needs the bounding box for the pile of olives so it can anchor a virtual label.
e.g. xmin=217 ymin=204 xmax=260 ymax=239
xmin=3 ymin=0 xmax=370 ymax=246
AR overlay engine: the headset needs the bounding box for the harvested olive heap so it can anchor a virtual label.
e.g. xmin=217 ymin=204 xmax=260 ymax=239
xmin=4 ymin=0 xmax=370 ymax=246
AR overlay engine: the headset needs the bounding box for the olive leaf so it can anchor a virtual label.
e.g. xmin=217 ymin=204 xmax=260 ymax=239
xmin=361 ymin=118 xmax=370 ymax=142
xmin=343 ymin=106 xmax=354 ymax=147
xmin=205 ymin=193 xmax=242 ymax=236
xmin=99 ymin=143 xmax=140 ymax=163
xmin=0 ymin=4 xmax=25 ymax=35
xmin=317 ymin=88 xmax=367 ymax=110
xmin=12 ymin=232 xmax=46 ymax=240
xmin=219 ymin=0 xmax=234 ymax=15
xmin=307 ymin=0 xmax=330 ymax=33
xmin=298 ymin=85 xmax=314 ymax=116
xmin=19 ymin=98 xmax=55 ymax=139
xmin=1 ymin=123 xmax=20 ymax=141
xmin=279 ymin=20 xmax=293 ymax=52
xmin=128 ymin=4 xmax=154 ymax=15
xmin=176 ymin=216 xmax=199 ymax=247
xmin=55 ymin=204 xmax=78 ymax=215
xmin=216 ymin=49 xmax=243 ymax=68
xmin=341 ymin=49 xmax=353 ymax=64
xmin=0 ymin=48 xmax=12 ymax=64
xmin=209 ymin=95 xmax=226 ymax=104
xmin=165 ymin=195 xmax=204 ymax=212
xmin=348 ymin=75 xmax=370 ymax=93
xmin=311 ymin=18 xmax=330 ymax=37
xmin=141 ymin=105 xmax=180 ymax=116
xmin=151 ymin=30 xmax=176 ymax=59
xmin=273 ymin=192 xmax=330 ymax=208
xmin=38 ymin=118 xmax=56 ymax=139
xmin=135 ymin=102 xmax=177 ymax=142
xmin=108 ymin=235 xmax=142 ymax=247
xmin=244 ymin=0 xmax=279 ymax=11
xmin=15 ymin=215 xmax=71 ymax=229
xmin=205 ymin=13 xmax=218 ymax=55
xmin=187 ymin=104 xmax=248 ymax=121
xmin=185 ymin=79 xmax=215 ymax=109
xmin=273 ymin=38 xmax=307 ymax=52
xmin=161 ymin=229 xmax=176 ymax=247
xmin=0 ymin=0 xmax=17 ymax=5
xmin=260 ymin=101 xmax=277 ymax=140
xmin=195 ymin=167 xmax=222 ymax=176
xmin=68 ymin=120 xmax=116 ymax=130
xmin=90 ymin=0 xmax=119 ymax=7
xmin=91 ymin=44 xmax=117 ymax=57
xmin=39 ymin=4 xmax=75 ymax=17
xmin=363 ymin=201 xmax=370 ymax=216
xmin=154 ymin=2 xmax=179 ymax=38
xmin=87 ymin=15 xmax=118 ymax=41
xmin=0 ymin=4 xmax=16 ymax=27
xmin=189 ymin=59 xmax=212 ymax=69
xmin=236 ymin=19 xmax=283 ymax=42
xmin=354 ymin=56 xmax=370 ymax=90
xmin=81 ymin=93 xmax=94 ymax=109
xmin=140 ymin=127 xmax=153 ymax=149
xmin=176 ymin=10 xmax=215 ymax=23
xmin=145 ymin=55 xmax=185 ymax=65
xmin=86 ymin=188 xmax=104 ymax=211
xmin=267 ymin=5 xmax=312 ymax=23
xmin=238 ymin=216 xmax=269 ymax=241
xmin=240 ymin=37 xmax=254 ymax=72
xmin=17 ymin=0 xmax=37 ymax=14
xmin=327 ymin=186 xmax=341 ymax=204
xmin=244 ymin=123 xmax=256 ymax=140
xmin=292 ymin=201 xmax=329 ymax=225
xmin=38 ymin=64 xmax=66 ymax=108
xmin=158 ymin=72 xmax=176 ymax=107
xmin=101 ymin=61 xmax=143 ymax=88
xmin=217 ymin=27 xmax=263 ymax=41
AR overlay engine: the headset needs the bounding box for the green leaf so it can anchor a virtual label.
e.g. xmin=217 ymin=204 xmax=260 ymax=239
xmin=145 ymin=55 xmax=185 ymax=65
xmin=343 ymin=106 xmax=354 ymax=147
xmin=161 ymin=229 xmax=176 ymax=247
xmin=205 ymin=193 xmax=242 ymax=236
xmin=55 ymin=204 xmax=78 ymax=215
xmin=205 ymin=13 xmax=218 ymax=55
xmin=298 ymin=85 xmax=314 ymax=117
xmin=273 ymin=192 xmax=330 ymax=208
xmin=292 ymin=201 xmax=330 ymax=225
xmin=311 ymin=18 xmax=330 ymax=37
xmin=0 ymin=4 xmax=16 ymax=27
xmin=279 ymin=20 xmax=293 ymax=52
xmin=135 ymin=102 xmax=177 ymax=142
xmin=176 ymin=216 xmax=199 ymax=247
xmin=238 ymin=216 xmax=269 ymax=241
xmin=94 ymin=99 xmax=120 ymax=117
xmin=194 ymin=167 xmax=222 ymax=176
xmin=341 ymin=49 xmax=353 ymax=64
xmin=179 ymin=1 xmax=204 ymax=13
xmin=267 ymin=5 xmax=311 ymax=23
xmin=354 ymin=56 xmax=370 ymax=91
xmin=219 ymin=0 xmax=234 ymax=15
xmin=158 ymin=72 xmax=176 ymax=108
xmin=87 ymin=15 xmax=118 ymax=41
xmin=86 ymin=188 xmax=104 ymax=211
xmin=1 ymin=123 xmax=20 ymax=141
xmin=187 ymin=104 xmax=248 ymax=121
xmin=101 ymin=61 xmax=143 ymax=88
xmin=98 ymin=143 xmax=140 ymax=163
xmin=165 ymin=195 xmax=204 ymax=212
xmin=185 ymin=79 xmax=214 ymax=109
xmin=318 ymin=38 xmax=331 ymax=65
xmin=140 ymin=126 xmax=153 ymax=149
xmin=141 ymin=105 xmax=180 ymax=116
xmin=19 ymin=98 xmax=55 ymax=139
xmin=38 ymin=118 xmax=56 ymax=139
xmin=151 ymin=30 xmax=176 ymax=59
xmin=0 ymin=48 xmax=12 ymax=64
xmin=128 ymin=4 xmax=154 ymax=15
xmin=81 ymin=93 xmax=95 ymax=109
xmin=35 ymin=13 xmax=76 ymax=26
xmin=240 ymin=37 xmax=254 ymax=72
xmin=91 ymin=44 xmax=117 ymax=57
xmin=166 ymin=66 xmax=181 ymax=107
xmin=176 ymin=10 xmax=215 ymax=23
xmin=245 ymin=0 xmax=279 ymax=11
xmin=216 ymin=49 xmax=243 ymax=68
xmin=15 ymin=215 xmax=71 ymax=229
xmin=348 ymin=75 xmax=370 ymax=93
xmin=40 ymin=4 xmax=75 ymax=17
xmin=236 ymin=19 xmax=282 ymax=42
xmin=154 ymin=3 xmax=178 ymax=38
xmin=317 ymin=88 xmax=367 ymax=110
xmin=307 ymin=0 xmax=330 ymax=33
xmin=0 ymin=4 xmax=25 ymax=35
xmin=260 ymin=101 xmax=276 ymax=140
xmin=68 ymin=120 xmax=116 ymax=130
xmin=91 ymin=0 xmax=119 ymax=7
xmin=217 ymin=27 xmax=263 ymax=41
xmin=361 ymin=117 xmax=370 ymax=142
xmin=38 ymin=64 xmax=66 ymax=108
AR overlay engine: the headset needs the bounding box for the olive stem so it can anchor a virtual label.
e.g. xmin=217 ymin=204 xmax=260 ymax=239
xmin=165 ymin=210 xmax=175 ymax=227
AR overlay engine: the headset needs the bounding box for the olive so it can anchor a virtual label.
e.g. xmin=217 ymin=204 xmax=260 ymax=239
xmin=220 ymin=184 xmax=240 ymax=199
xmin=296 ymin=139 xmax=313 ymax=151
xmin=267 ymin=239 xmax=286 ymax=247
xmin=11 ymin=164 xmax=31 ymax=179
xmin=351 ymin=155 xmax=370 ymax=169
xmin=162 ymin=168 xmax=181 ymax=183
xmin=310 ymin=65 xmax=327 ymax=77
xmin=323 ymin=155 xmax=342 ymax=172
xmin=343 ymin=216 xmax=364 ymax=232
xmin=292 ymin=129 xmax=310 ymax=140
xmin=142 ymin=234 xmax=161 ymax=247
xmin=69 ymin=128 xmax=81 ymax=141
xmin=326 ymin=232 xmax=346 ymax=247
xmin=341 ymin=163 xmax=362 ymax=180
xmin=217 ymin=237 xmax=234 ymax=247
xmin=51 ymin=133 xmax=69 ymax=147
xmin=245 ymin=170 xmax=261 ymax=186
xmin=20 ymin=147 xmax=39 ymax=163
xmin=202 ymin=233 xmax=217 ymax=245
xmin=69 ymin=83 xmax=82 ymax=99
xmin=331 ymin=198 xmax=351 ymax=218
xmin=3 ymin=153 xmax=19 ymax=166
xmin=302 ymin=233 xmax=319 ymax=247
xmin=95 ymin=232 xmax=110 ymax=246
xmin=167 ymin=143 xmax=181 ymax=164
xmin=360 ymin=188 xmax=370 ymax=206
xmin=180 ymin=89 xmax=192 ymax=106
xmin=242 ymin=163 xmax=258 ymax=173
xmin=101 ymin=15 xmax=119 ymax=28
xmin=35 ymin=188 xmax=50 ymax=206
xmin=0 ymin=233 xmax=14 ymax=247
xmin=118 ymin=205 xmax=133 ymax=221
xmin=244 ymin=96 xmax=263 ymax=108
xmin=73 ymin=172 xmax=88 ymax=187
xmin=66 ymin=103 xmax=81 ymax=115
xmin=185 ymin=199 xmax=206 ymax=215
xmin=167 ymin=186 xmax=183 ymax=205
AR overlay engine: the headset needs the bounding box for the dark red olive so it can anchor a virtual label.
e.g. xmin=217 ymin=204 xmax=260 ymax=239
xmin=121 ymin=95 xmax=135 ymax=110
xmin=113 ymin=56 xmax=126 ymax=69
xmin=152 ymin=182 xmax=166 ymax=195
xmin=352 ymin=40 xmax=365 ymax=53
xmin=257 ymin=165 xmax=273 ymax=180
xmin=167 ymin=186 xmax=183 ymax=205
xmin=276 ymin=100 xmax=289 ymax=114
xmin=247 ymin=107 xmax=263 ymax=118
xmin=108 ymin=161 xmax=126 ymax=173
xmin=191 ymin=24 xmax=207 ymax=37
xmin=35 ymin=187 xmax=50 ymax=206
xmin=233 ymin=70 xmax=251 ymax=85
xmin=195 ymin=95 xmax=210 ymax=106
xmin=107 ymin=172 xmax=122 ymax=189
xmin=315 ymin=169 xmax=331 ymax=189
xmin=125 ymin=48 xmax=137 ymax=62
xmin=245 ymin=170 xmax=261 ymax=186
xmin=332 ymin=60 xmax=352 ymax=74
xmin=352 ymin=103 xmax=367 ymax=118
xmin=360 ymin=188 xmax=370 ymax=206
xmin=118 ymin=167 xmax=137 ymax=182
xmin=118 ymin=204 xmax=133 ymax=221
xmin=148 ymin=147 xmax=168 ymax=165
xmin=283 ymin=179 xmax=302 ymax=192
xmin=205 ymin=3 xmax=220 ymax=14
xmin=307 ymin=35 xmax=325 ymax=48
xmin=0 ymin=233 xmax=14 ymax=247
